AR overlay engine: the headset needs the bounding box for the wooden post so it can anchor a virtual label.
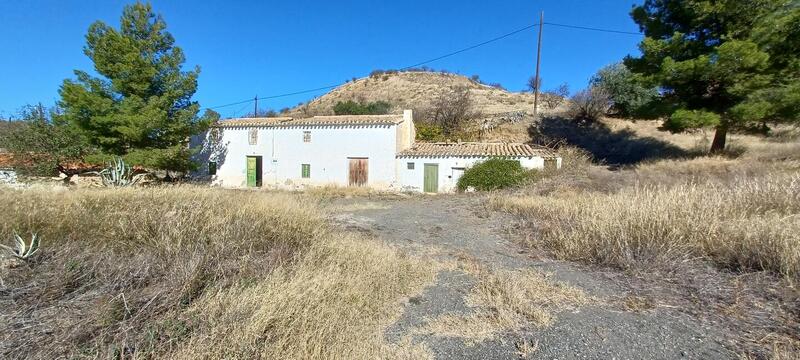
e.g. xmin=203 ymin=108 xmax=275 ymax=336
xmin=254 ymin=95 xmax=258 ymax=117
xmin=533 ymin=11 xmax=544 ymax=117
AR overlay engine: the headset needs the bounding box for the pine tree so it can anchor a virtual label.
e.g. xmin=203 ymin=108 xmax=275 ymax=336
xmin=625 ymin=0 xmax=800 ymax=152
xmin=58 ymin=1 xmax=212 ymax=171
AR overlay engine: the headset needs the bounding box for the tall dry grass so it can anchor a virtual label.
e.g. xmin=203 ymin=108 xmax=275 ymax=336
xmin=493 ymin=175 xmax=800 ymax=279
xmin=0 ymin=186 xmax=434 ymax=359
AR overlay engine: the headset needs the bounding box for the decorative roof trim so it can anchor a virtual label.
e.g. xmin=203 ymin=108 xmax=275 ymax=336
xmin=215 ymin=114 xmax=404 ymax=128
xmin=397 ymin=142 xmax=557 ymax=158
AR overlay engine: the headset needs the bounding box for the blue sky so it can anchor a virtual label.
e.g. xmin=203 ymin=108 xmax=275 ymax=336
xmin=0 ymin=0 xmax=644 ymax=119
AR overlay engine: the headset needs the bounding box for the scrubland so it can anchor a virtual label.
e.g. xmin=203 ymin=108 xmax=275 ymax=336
xmin=0 ymin=187 xmax=435 ymax=359
xmin=493 ymin=118 xmax=800 ymax=358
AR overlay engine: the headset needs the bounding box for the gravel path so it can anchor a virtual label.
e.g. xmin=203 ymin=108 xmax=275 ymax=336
xmin=329 ymin=195 xmax=733 ymax=359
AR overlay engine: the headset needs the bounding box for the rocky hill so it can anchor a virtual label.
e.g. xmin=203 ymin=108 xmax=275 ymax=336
xmin=285 ymin=71 xmax=566 ymax=142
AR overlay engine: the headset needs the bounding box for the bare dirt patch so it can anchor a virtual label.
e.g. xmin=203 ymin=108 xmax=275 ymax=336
xmin=327 ymin=195 xmax=734 ymax=359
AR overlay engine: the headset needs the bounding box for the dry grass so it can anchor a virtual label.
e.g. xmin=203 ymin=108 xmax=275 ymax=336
xmin=493 ymin=175 xmax=800 ymax=279
xmin=502 ymin=115 xmax=800 ymax=358
xmin=304 ymin=184 xmax=408 ymax=200
xmin=414 ymin=262 xmax=589 ymax=343
xmin=174 ymin=233 xmax=435 ymax=359
xmin=0 ymin=186 xmax=435 ymax=359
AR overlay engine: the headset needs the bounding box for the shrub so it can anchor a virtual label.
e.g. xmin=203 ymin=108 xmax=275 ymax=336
xmin=567 ymin=87 xmax=611 ymax=123
xmin=590 ymin=63 xmax=659 ymax=118
xmin=663 ymin=109 xmax=721 ymax=133
xmin=415 ymin=122 xmax=445 ymax=141
xmin=333 ymin=101 xmax=391 ymax=115
xmin=541 ymin=83 xmax=569 ymax=110
xmin=457 ymin=158 xmax=530 ymax=191
xmin=416 ymin=86 xmax=476 ymax=136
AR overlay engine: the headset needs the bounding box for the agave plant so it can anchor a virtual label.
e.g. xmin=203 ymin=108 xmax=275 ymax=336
xmin=94 ymin=157 xmax=145 ymax=187
xmin=0 ymin=232 xmax=41 ymax=260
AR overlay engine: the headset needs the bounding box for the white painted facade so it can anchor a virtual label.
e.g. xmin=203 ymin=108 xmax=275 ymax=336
xmin=192 ymin=110 xmax=560 ymax=193
xmin=396 ymin=156 xmax=553 ymax=193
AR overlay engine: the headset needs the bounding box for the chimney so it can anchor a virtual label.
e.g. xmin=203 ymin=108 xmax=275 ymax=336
xmin=402 ymin=109 xmax=416 ymax=149
xmin=403 ymin=109 xmax=413 ymax=123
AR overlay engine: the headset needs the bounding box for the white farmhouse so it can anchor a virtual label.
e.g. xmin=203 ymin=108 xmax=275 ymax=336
xmin=192 ymin=110 xmax=559 ymax=192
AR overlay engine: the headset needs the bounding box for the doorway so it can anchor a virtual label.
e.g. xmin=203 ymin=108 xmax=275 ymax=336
xmin=424 ymin=163 xmax=439 ymax=193
xmin=246 ymin=156 xmax=262 ymax=187
xmin=348 ymin=158 xmax=368 ymax=186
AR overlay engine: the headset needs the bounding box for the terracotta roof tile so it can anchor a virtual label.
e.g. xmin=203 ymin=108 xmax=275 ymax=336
xmin=215 ymin=117 xmax=294 ymax=128
xmin=397 ymin=142 xmax=557 ymax=158
xmin=215 ymin=114 xmax=404 ymax=128
xmin=284 ymin=115 xmax=404 ymax=126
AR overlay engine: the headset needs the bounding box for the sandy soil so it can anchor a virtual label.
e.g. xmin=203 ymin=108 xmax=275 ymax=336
xmin=328 ymin=195 xmax=734 ymax=359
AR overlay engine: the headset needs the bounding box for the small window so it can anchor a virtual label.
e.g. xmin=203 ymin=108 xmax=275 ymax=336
xmin=303 ymin=131 xmax=311 ymax=143
xmin=208 ymin=161 xmax=217 ymax=175
xmin=407 ymin=162 xmax=415 ymax=170
xmin=248 ymin=128 xmax=258 ymax=145
xmin=301 ymin=164 xmax=311 ymax=178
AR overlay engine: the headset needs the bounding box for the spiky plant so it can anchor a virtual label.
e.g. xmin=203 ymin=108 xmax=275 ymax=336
xmin=94 ymin=157 xmax=145 ymax=187
xmin=1 ymin=232 xmax=41 ymax=260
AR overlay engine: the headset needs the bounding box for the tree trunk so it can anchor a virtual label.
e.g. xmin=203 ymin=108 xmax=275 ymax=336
xmin=710 ymin=123 xmax=728 ymax=154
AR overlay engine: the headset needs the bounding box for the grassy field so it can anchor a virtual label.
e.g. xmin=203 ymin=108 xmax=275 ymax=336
xmin=0 ymin=187 xmax=436 ymax=359
xmin=493 ymin=118 xmax=800 ymax=358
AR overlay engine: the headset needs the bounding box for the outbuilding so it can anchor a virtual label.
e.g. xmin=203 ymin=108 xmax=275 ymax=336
xmin=396 ymin=142 xmax=559 ymax=193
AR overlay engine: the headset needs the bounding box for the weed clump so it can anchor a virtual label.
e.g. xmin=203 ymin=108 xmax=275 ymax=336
xmin=457 ymin=158 xmax=530 ymax=191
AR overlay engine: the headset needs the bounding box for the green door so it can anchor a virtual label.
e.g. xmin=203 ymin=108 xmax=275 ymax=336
xmin=423 ymin=163 xmax=438 ymax=193
xmin=246 ymin=157 xmax=257 ymax=187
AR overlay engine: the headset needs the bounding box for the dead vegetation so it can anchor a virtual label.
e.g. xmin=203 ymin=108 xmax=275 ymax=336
xmin=413 ymin=258 xmax=590 ymax=343
xmin=494 ymin=175 xmax=800 ymax=278
xmin=0 ymin=187 xmax=435 ymax=359
xmin=495 ymin=116 xmax=800 ymax=358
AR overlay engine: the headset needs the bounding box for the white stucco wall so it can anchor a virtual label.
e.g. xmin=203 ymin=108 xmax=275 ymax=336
xmin=396 ymin=156 xmax=551 ymax=193
xmin=0 ymin=169 xmax=17 ymax=184
xmin=194 ymin=124 xmax=400 ymax=189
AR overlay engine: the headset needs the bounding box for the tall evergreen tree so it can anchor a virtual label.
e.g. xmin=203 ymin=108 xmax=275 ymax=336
xmin=58 ymin=1 xmax=211 ymax=171
xmin=625 ymin=0 xmax=800 ymax=152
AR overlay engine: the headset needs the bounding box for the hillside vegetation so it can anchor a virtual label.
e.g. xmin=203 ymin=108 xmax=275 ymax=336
xmin=285 ymin=71 xmax=563 ymax=143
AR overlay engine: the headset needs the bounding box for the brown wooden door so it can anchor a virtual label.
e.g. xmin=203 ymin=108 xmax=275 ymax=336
xmin=348 ymin=158 xmax=368 ymax=186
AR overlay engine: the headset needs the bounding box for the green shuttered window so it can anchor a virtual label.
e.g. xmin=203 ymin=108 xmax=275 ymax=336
xmin=301 ymin=164 xmax=311 ymax=178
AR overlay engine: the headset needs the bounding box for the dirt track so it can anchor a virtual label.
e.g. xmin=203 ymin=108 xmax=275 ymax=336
xmin=328 ymin=195 xmax=733 ymax=359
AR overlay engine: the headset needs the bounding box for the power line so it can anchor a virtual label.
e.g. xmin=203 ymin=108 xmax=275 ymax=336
xmin=205 ymin=23 xmax=540 ymax=113
xmin=397 ymin=23 xmax=539 ymax=71
xmin=205 ymin=21 xmax=644 ymax=115
xmin=207 ymin=98 xmax=258 ymax=110
xmin=544 ymin=22 xmax=643 ymax=36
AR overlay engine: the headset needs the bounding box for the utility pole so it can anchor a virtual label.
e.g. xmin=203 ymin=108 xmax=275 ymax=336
xmin=533 ymin=11 xmax=544 ymax=117
xmin=254 ymin=95 xmax=258 ymax=117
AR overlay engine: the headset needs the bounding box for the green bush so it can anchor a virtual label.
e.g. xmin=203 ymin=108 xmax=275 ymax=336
xmin=333 ymin=101 xmax=391 ymax=115
xmin=457 ymin=158 xmax=530 ymax=191
xmin=415 ymin=122 xmax=445 ymax=141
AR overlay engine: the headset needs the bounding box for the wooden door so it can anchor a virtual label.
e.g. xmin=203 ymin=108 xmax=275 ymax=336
xmin=348 ymin=158 xmax=368 ymax=186
xmin=424 ymin=163 xmax=438 ymax=193
xmin=246 ymin=157 xmax=257 ymax=187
